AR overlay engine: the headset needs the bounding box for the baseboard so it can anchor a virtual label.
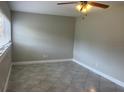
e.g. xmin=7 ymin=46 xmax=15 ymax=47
xmin=12 ymin=58 xmax=124 ymax=87
xmin=3 ymin=64 xmax=12 ymax=92
xmin=72 ymin=59 xmax=124 ymax=88
xmin=12 ymin=59 xmax=73 ymax=65
xmin=3 ymin=59 xmax=72 ymax=91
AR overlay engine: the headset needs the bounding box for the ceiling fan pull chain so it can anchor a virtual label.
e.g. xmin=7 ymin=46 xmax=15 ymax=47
xmin=82 ymin=16 xmax=85 ymax=20
xmin=81 ymin=13 xmax=85 ymax=20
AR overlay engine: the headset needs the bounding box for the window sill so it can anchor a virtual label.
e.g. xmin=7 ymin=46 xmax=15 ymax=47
xmin=0 ymin=42 xmax=11 ymax=57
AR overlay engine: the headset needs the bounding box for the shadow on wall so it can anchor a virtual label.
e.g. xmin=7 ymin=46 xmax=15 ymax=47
xmin=12 ymin=11 xmax=75 ymax=62
xmin=74 ymin=6 xmax=124 ymax=83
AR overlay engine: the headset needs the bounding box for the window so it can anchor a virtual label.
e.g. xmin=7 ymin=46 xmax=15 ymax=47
xmin=0 ymin=11 xmax=11 ymax=48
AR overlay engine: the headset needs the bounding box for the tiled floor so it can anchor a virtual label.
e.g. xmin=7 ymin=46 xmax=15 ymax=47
xmin=7 ymin=61 xmax=124 ymax=92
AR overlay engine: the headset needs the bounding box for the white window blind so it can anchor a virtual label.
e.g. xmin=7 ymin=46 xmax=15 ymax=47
xmin=0 ymin=11 xmax=11 ymax=48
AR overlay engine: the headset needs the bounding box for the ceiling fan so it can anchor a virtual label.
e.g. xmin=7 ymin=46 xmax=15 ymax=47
xmin=57 ymin=1 xmax=109 ymax=16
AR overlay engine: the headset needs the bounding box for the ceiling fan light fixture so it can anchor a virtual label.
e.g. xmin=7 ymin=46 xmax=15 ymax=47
xmin=86 ymin=4 xmax=92 ymax=11
xmin=81 ymin=8 xmax=87 ymax=13
xmin=75 ymin=4 xmax=83 ymax=12
xmin=76 ymin=4 xmax=92 ymax=14
xmin=57 ymin=1 xmax=109 ymax=17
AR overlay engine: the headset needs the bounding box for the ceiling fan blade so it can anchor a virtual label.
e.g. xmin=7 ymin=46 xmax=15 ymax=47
xmin=57 ymin=2 xmax=79 ymax=5
xmin=89 ymin=2 xmax=109 ymax=9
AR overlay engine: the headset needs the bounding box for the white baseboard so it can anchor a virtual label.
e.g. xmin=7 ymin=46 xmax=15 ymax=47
xmin=73 ymin=59 xmax=124 ymax=88
xmin=12 ymin=59 xmax=73 ymax=65
xmin=11 ymin=58 xmax=124 ymax=88
xmin=3 ymin=59 xmax=72 ymax=91
xmin=3 ymin=64 xmax=12 ymax=92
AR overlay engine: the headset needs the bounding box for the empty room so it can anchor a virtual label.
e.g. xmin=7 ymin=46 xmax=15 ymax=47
xmin=0 ymin=0 xmax=124 ymax=92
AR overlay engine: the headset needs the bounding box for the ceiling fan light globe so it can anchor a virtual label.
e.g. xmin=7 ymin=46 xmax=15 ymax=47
xmin=81 ymin=9 xmax=87 ymax=13
xmin=75 ymin=4 xmax=82 ymax=12
xmin=86 ymin=4 xmax=92 ymax=10
xmin=76 ymin=3 xmax=92 ymax=14
xmin=81 ymin=4 xmax=92 ymax=14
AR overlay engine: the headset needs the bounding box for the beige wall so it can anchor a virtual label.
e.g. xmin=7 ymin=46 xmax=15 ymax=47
xmin=0 ymin=1 xmax=11 ymax=91
xmin=11 ymin=1 xmax=124 ymax=85
xmin=74 ymin=6 xmax=124 ymax=82
xmin=12 ymin=11 xmax=75 ymax=62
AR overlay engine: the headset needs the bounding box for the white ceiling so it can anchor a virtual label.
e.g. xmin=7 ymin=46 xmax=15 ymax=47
xmin=8 ymin=1 xmax=124 ymax=17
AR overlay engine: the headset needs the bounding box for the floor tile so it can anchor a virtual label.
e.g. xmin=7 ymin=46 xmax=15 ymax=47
xmin=99 ymin=77 xmax=117 ymax=92
xmin=7 ymin=61 xmax=124 ymax=92
xmin=116 ymin=85 xmax=124 ymax=92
